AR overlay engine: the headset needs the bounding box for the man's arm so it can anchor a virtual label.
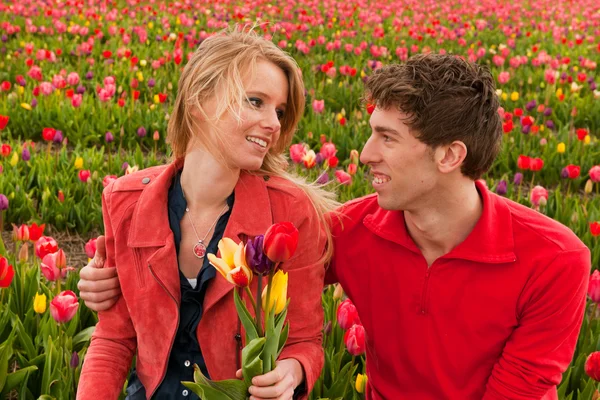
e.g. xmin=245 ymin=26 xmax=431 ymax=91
xmin=483 ymin=248 xmax=591 ymax=399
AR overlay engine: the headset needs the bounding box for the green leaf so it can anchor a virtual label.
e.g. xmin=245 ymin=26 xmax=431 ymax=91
xmin=0 ymin=366 xmax=37 ymax=397
xmin=242 ymin=337 xmax=265 ymax=388
xmin=579 ymin=377 xmax=596 ymax=400
xmin=189 ymin=365 xmax=248 ymax=400
xmin=233 ymin=289 xmax=258 ymax=342
xmin=11 ymin=315 xmax=36 ymax=360
xmin=73 ymin=326 xmax=95 ymax=347
xmin=0 ymin=333 xmax=16 ymax=393
xmin=276 ymin=323 xmax=289 ymax=359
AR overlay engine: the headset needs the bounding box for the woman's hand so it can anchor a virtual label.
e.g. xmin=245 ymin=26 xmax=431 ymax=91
xmin=236 ymin=358 xmax=304 ymax=400
xmin=77 ymin=236 xmax=121 ymax=311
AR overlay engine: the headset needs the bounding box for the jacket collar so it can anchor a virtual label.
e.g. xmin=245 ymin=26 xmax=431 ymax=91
xmin=363 ymin=180 xmax=516 ymax=264
xmin=128 ymin=159 xmax=273 ymax=248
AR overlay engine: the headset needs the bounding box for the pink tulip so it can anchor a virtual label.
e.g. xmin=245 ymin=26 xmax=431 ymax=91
xmin=35 ymin=236 xmax=58 ymax=259
xmin=335 ymin=170 xmax=352 ymax=185
xmin=78 ymin=170 xmax=91 ymax=183
xmin=589 ymin=271 xmax=600 ymax=303
xmin=589 ymin=166 xmax=600 ymax=183
xmin=530 ymin=185 xmax=548 ymax=207
xmin=320 ymin=142 xmax=337 ymax=159
xmin=41 ymin=249 xmax=67 ymax=281
xmin=71 ymin=94 xmax=82 ymax=108
xmin=50 ymin=291 xmax=79 ymax=323
xmin=312 ymin=99 xmax=325 ymax=114
xmin=498 ymin=71 xmax=510 ymax=84
xmin=102 ymin=175 xmax=117 ymax=187
xmin=85 ymin=238 xmax=97 ymax=259
xmin=337 ymin=299 xmax=361 ymax=330
xmin=344 ymin=323 xmax=366 ymax=356
xmin=40 ymin=82 xmax=54 ymax=96
xmin=67 ymin=72 xmax=80 ymax=86
xmin=289 ymin=143 xmax=307 ymax=164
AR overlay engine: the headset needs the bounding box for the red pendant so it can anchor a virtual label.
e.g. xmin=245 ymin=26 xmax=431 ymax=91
xmin=193 ymin=241 xmax=207 ymax=259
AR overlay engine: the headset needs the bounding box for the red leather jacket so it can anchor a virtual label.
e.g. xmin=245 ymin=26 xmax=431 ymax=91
xmin=78 ymin=160 xmax=326 ymax=399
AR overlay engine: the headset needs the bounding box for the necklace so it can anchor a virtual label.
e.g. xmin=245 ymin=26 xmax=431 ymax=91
xmin=182 ymin=188 xmax=229 ymax=259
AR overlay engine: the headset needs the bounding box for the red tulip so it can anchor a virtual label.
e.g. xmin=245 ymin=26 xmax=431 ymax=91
xmin=0 ymin=256 xmax=15 ymax=288
xmin=28 ymin=222 xmax=46 ymax=241
xmin=591 ymin=222 xmax=600 ymax=237
xmin=78 ymin=170 xmax=91 ymax=183
xmin=263 ymin=222 xmax=299 ymax=263
xmin=50 ymin=290 xmax=79 ymax=323
xmin=58 ymin=190 xmax=65 ymax=203
xmin=576 ymin=128 xmax=588 ymax=141
xmin=35 ymin=236 xmax=58 ymax=259
xmin=335 ymin=170 xmax=352 ymax=185
xmin=337 ymin=299 xmax=361 ymax=330
xmin=85 ymin=238 xmax=97 ymax=258
xmin=0 ymin=115 xmax=8 ymax=130
xmin=344 ymin=323 xmax=366 ymax=356
xmin=529 ymin=157 xmax=544 ymax=172
xmin=564 ymin=164 xmax=581 ymax=179
xmin=348 ymin=164 xmax=358 ymax=175
xmin=328 ymin=156 xmax=339 ymax=168
xmin=517 ymin=155 xmax=530 ymax=170
xmin=588 ymin=270 xmax=600 ymax=303
xmin=1 ymin=144 xmax=11 ymax=157
xmin=586 ymin=351 xmax=600 ymax=381
xmin=42 ymin=127 xmax=56 ymax=142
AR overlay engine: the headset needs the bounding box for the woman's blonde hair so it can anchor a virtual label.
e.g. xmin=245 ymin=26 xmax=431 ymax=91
xmin=168 ymin=26 xmax=340 ymax=263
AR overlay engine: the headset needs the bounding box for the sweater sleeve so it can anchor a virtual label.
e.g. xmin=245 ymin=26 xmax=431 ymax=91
xmin=482 ymin=247 xmax=591 ymax=399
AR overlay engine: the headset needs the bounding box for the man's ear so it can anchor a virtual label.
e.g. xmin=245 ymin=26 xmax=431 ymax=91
xmin=435 ymin=141 xmax=467 ymax=174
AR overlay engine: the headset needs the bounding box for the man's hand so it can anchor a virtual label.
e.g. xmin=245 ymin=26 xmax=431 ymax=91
xmin=77 ymin=236 xmax=121 ymax=311
xmin=235 ymin=358 xmax=304 ymax=400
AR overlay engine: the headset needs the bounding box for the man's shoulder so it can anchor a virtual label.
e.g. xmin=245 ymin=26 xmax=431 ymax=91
xmin=500 ymin=195 xmax=587 ymax=254
xmin=337 ymin=194 xmax=379 ymax=216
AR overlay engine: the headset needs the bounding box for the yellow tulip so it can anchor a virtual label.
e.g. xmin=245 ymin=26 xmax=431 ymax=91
xmin=10 ymin=152 xmax=18 ymax=166
xmin=557 ymin=142 xmax=566 ymax=153
xmin=585 ymin=179 xmax=593 ymax=194
xmin=153 ymin=94 xmax=160 ymax=104
xmin=262 ymin=270 xmax=288 ymax=315
xmin=584 ymin=135 xmax=591 ymax=145
xmin=137 ymin=71 xmax=144 ymax=82
xmin=501 ymin=92 xmax=508 ymax=101
xmin=74 ymin=157 xmax=84 ymax=169
xmin=207 ymin=239 xmax=253 ymax=287
xmin=20 ymin=102 xmax=32 ymax=111
xmin=34 ymin=293 xmax=47 ymax=314
xmin=355 ymin=374 xmax=368 ymax=393
xmin=510 ymin=92 xmax=519 ymax=101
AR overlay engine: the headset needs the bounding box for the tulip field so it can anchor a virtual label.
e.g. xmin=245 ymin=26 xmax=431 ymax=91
xmin=1 ymin=0 xmax=600 ymax=398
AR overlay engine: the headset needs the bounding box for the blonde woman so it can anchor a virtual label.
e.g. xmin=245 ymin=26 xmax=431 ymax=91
xmin=77 ymin=28 xmax=337 ymax=400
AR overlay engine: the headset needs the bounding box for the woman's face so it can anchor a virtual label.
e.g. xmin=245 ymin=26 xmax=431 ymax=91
xmin=195 ymin=59 xmax=289 ymax=171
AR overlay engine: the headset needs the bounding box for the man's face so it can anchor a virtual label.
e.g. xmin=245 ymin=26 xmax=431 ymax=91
xmin=360 ymin=107 xmax=440 ymax=211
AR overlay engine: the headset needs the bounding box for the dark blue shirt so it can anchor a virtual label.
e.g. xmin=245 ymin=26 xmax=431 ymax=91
xmin=125 ymin=171 xmax=234 ymax=400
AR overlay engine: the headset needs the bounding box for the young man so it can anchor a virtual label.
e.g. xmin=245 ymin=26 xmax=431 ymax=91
xmin=79 ymin=54 xmax=591 ymax=399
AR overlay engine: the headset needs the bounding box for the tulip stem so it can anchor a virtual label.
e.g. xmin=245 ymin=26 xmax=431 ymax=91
xmin=264 ymin=268 xmax=276 ymax=332
xmin=245 ymin=286 xmax=262 ymax=337
xmin=256 ymin=273 xmax=263 ymax=335
xmin=1 ymin=289 xmax=5 ymax=306
xmin=584 ymin=302 xmax=598 ymax=349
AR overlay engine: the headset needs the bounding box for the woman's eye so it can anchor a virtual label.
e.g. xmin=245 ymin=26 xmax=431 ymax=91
xmin=248 ymin=97 xmax=262 ymax=107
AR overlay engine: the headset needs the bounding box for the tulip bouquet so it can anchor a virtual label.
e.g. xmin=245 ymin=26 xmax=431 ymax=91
xmin=182 ymin=221 xmax=299 ymax=399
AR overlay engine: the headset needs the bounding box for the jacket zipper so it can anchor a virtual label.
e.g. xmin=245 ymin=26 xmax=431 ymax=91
xmin=420 ymin=269 xmax=431 ymax=315
xmin=148 ymin=262 xmax=180 ymax=398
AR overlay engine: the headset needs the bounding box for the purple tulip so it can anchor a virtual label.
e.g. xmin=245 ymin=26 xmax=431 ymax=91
xmin=121 ymin=162 xmax=129 ymax=171
xmin=85 ymin=71 xmax=93 ymax=80
xmin=543 ymin=107 xmax=552 ymax=116
xmin=245 ymin=235 xmax=274 ymax=274
xmin=316 ymin=171 xmax=329 ymax=184
xmin=31 ymin=98 xmax=38 ymax=108
xmin=525 ymin=100 xmax=536 ymax=111
xmin=561 ymin=168 xmax=569 ymax=179
xmin=513 ymin=172 xmax=523 ymax=185
xmin=22 ymin=148 xmax=30 ymax=161
xmin=137 ymin=127 xmax=147 ymax=138
xmin=105 ymin=131 xmax=114 ymax=143
xmin=0 ymin=194 xmax=8 ymax=210
xmin=521 ymin=125 xmax=531 ymax=134
xmin=315 ymin=153 xmax=324 ymax=165
xmin=148 ymin=78 xmax=156 ymax=88
xmin=76 ymin=85 xmax=86 ymax=94
xmin=70 ymin=352 xmax=80 ymax=368
xmin=591 ymin=82 xmax=597 ymax=91
xmin=53 ymin=130 xmax=63 ymax=144
xmin=496 ymin=180 xmax=507 ymax=196
xmin=545 ymin=120 xmax=555 ymax=130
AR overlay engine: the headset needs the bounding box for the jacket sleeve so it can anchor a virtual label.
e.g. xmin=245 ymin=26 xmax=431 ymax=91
xmin=77 ymin=185 xmax=137 ymax=400
xmin=324 ymin=210 xmax=341 ymax=286
xmin=277 ymin=197 xmax=327 ymax=400
xmin=482 ymin=248 xmax=591 ymax=399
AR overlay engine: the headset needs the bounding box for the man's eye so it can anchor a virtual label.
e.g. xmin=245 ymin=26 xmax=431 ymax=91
xmin=383 ymin=135 xmax=391 ymax=142
xmin=276 ymin=109 xmax=285 ymax=120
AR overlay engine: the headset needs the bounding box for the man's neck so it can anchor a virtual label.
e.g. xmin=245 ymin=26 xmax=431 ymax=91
xmin=404 ymin=181 xmax=483 ymax=266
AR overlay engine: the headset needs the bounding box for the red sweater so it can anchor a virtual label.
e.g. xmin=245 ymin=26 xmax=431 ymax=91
xmin=327 ymin=181 xmax=590 ymax=399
